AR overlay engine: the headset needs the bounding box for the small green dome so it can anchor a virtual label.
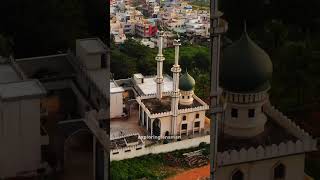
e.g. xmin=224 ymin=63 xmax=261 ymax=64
xmin=179 ymin=72 xmax=195 ymax=91
xmin=220 ymin=32 xmax=273 ymax=92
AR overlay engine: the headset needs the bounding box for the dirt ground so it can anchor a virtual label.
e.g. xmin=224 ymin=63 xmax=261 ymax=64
xmin=166 ymin=164 xmax=210 ymax=180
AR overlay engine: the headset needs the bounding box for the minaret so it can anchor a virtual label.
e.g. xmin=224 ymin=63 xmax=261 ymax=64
xmin=209 ymin=0 xmax=227 ymax=179
xmin=171 ymin=37 xmax=182 ymax=136
xmin=155 ymin=31 xmax=165 ymax=100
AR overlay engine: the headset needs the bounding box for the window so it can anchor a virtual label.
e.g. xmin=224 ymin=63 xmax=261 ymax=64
xmin=274 ymin=163 xmax=285 ymax=180
xmin=182 ymin=96 xmax=184 ymax=99
xmin=101 ymin=54 xmax=106 ymax=68
xmin=194 ymin=121 xmax=200 ymax=128
xmin=187 ymin=96 xmax=190 ymax=99
xmin=182 ymin=116 xmax=186 ymax=121
xmin=196 ymin=114 xmax=199 ymax=118
xmin=231 ymin=108 xmax=238 ymax=118
xmin=232 ymin=170 xmax=244 ymax=180
xmin=248 ymin=109 xmax=255 ymax=118
xmin=182 ymin=124 xmax=187 ymax=130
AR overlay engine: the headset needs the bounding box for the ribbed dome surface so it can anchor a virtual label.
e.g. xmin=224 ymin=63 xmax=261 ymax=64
xmin=220 ymin=32 xmax=273 ymax=92
xmin=179 ymin=72 xmax=195 ymax=91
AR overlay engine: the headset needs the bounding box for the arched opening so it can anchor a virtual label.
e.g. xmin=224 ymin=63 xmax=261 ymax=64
xmin=274 ymin=163 xmax=285 ymax=180
xmin=153 ymin=118 xmax=161 ymax=136
xmin=165 ymin=131 xmax=169 ymax=136
xmin=231 ymin=169 xmax=244 ymax=180
xmin=63 ymin=129 xmax=93 ymax=180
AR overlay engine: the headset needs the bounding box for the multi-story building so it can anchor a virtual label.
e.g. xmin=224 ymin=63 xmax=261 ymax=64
xmin=135 ymin=19 xmax=158 ymax=38
xmin=0 ymin=38 xmax=109 ymax=179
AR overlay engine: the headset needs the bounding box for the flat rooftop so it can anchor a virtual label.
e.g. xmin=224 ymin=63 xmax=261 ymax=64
xmin=78 ymin=38 xmax=106 ymax=54
xmin=141 ymin=95 xmax=204 ymax=114
xmin=110 ymin=81 xmax=124 ymax=94
xmin=218 ymin=117 xmax=298 ymax=152
xmin=16 ymin=54 xmax=76 ymax=79
xmin=0 ymin=80 xmax=46 ymax=100
xmin=136 ymin=75 xmax=173 ymax=95
xmin=0 ymin=64 xmax=21 ymax=83
xmin=110 ymin=135 xmax=143 ymax=150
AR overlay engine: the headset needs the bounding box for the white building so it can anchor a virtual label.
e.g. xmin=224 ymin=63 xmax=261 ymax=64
xmin=0 ymin=62 xmax=47 ymax=178
xmin=110 ymin=80 xmax=125 ymax=118
xmin=140 ymin=38 xmax=155 ymax=48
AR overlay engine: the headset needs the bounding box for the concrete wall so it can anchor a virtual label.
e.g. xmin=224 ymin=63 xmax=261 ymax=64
xmin=110 ymin=135 xmax=209 ymax=161
xmin=76 ymin=42 xmax=102 ymax=70
xmin=216 ymin=154 xmax=305 ymax=180
xmin=110 ymin=92 xmax=123 ymax=118
xmin=224 ymin=94 xmax=267 ymax=137
xmin=0 ymin=99 xmax=41 ymax=178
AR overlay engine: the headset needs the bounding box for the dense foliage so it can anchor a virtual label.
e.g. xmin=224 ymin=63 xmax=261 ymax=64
xmin=0 ymin=0 xmax=107 ymax=58
xmin=111 ymin=39 xmax=211 ymax=98
xmin=111 ymin=143 xmax=210 ymax=180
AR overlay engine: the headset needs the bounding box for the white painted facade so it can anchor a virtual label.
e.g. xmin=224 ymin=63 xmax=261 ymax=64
xmin=110 ymin=135 xmax=210 ymax=161
xmin=76 ymin=38 xmax=106 ymax=70
xmin=216 ymin=154 xmax=305 ymax=180
xmin=110 ymin=81 xmax=125 ymax=118
xmin=0 ymin=79 xmax=46 ymax=178
xmin=0 ymin=99 xmax=41 ymax=177
xmin=223 ymin=91 xmax=269 ymax=137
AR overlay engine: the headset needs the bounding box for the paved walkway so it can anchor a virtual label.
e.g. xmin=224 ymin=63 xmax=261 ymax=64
xmin=110 ymin=108 xmax=146 ymax=138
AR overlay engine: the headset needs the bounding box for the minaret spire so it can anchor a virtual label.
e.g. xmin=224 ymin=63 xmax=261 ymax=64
xmin=210 ymin=0 xmax=227 ymax=179
xmin=171 ymin=37 xmax=181 ymax=136
xmin=155 ymin=31 xmax=165 ymax=100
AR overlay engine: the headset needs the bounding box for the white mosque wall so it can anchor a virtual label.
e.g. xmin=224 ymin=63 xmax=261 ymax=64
xmin=217 ymin=138 xmax=316 ymax=167
xmin=0 ymin=99 xmax=41 ymax=178
xmin=216 ymin=153 xmax=305 ymax=180
xmin=159 ymin=115 xmax=172 ymax=136
xmin=110 ymin=135 xmax=210 ymax=161
xmin=176 ymin=110 xmax=206 ymax=134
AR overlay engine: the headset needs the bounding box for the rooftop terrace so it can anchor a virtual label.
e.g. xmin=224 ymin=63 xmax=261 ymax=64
xmin=218 ymin=117 xmax=299 ymax=152
xmin=141 ymin=95 xmax=204 ymax=114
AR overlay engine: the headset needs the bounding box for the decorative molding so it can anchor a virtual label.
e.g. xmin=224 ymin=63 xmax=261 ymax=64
xmin=217 ymin=139 xmax=316 ymax=166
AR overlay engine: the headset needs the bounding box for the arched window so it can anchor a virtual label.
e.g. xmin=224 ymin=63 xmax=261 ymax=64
xmin=232 ymin=170 xmax=244 ymax=180
xmin=274 ymin=163 xmax=285 ymax=180
xmin=183 ymin=116 xmax=187 ymax=121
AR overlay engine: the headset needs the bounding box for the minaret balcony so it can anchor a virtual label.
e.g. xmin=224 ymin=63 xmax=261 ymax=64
xmin=155 ymin=55 xmax=165 ymax=61
xmin=171 ymin=66 xmax=181 ymax=72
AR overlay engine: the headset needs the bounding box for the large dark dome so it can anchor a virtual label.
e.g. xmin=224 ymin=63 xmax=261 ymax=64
xmin=220 ymin=32 xmax=273 ymax=92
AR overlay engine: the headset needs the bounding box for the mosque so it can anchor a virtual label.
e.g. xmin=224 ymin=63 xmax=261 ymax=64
xmin=211 ymin=23 xmax=317 ymax=180
xmin=136 ymin=32 xmax=209 ymax=138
